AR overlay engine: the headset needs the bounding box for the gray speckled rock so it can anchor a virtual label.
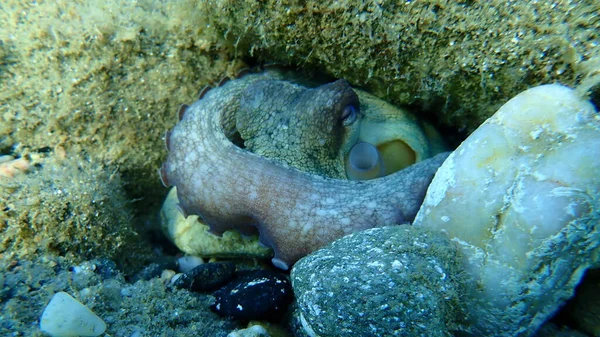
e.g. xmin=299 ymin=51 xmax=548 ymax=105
xmin=290 ymin=226 xmax=465 ymax=337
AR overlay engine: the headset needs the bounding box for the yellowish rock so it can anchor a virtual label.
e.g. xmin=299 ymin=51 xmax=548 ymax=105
xmin=160 ymin=187 xmax=273 ymax=259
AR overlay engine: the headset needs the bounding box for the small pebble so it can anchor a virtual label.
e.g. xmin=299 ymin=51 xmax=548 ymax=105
xmin=131 ymin=259 xmax=178 ymax=282
xmin=211 ymin=270 xmax=293 ymax=321
xmin=171 ymin=261 xmax=235 ymax=292
xmin=160 ymin=269 xmax=177 ymax=284
xmin=227 ymin=325 xmax=271 ymax=337
xmin=90 ymin=258 xmax=120 ymax=279
xmin=0 ymin=156 xmax=30 ymax=178
xmin=40 ymin=291 xmax=106 ymax=337
xmin=177 ymin=255 xmax=204 ymax=273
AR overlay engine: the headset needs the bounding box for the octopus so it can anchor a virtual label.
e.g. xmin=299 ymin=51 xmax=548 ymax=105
xmin=160 ymin=68 xmax=449 ymax=270
xmin=234 ymin=69 xmax=360 ymax=179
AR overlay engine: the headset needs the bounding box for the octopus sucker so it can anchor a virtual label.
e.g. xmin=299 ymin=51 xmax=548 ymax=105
xmin=197 ymin=86 xmax=212 ymax=100
xmin=235 ymin=68 xmax=252 ymax=78
xmin=175 ymin=203 xmax=188 ymax=218
xmin=158 ymin=163 xmax=171 ymax=188
xmin=164 ymin=129 xmax=172 ymax=151
xmin=161 ymin=69 xmax=449 ymax=269
xmin=218 ymin=76 xmax=231 ymax=87
xmin=177 ymin=104 xmax=189 ymax=121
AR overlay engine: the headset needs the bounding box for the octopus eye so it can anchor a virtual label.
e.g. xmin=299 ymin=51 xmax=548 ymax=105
xmin=341 ymin=104 xmax=358 ymax=126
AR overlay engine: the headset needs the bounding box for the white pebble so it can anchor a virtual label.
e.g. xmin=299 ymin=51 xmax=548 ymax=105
xmin=40 ymin=291 xmax=106 ymax=337
xmin=177 ymin=255 xmax=204 ymax=273
xmin=227 ymin=325 xmax=270 ymax=337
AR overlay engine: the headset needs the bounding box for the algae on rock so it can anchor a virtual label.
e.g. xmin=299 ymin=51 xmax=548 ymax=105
xmin=0 ymin=0 xmax=238 ymax=210
xmin=2 ymin=0 xmax=598 ymax=216
xmin=292 ymin=226 xmax=466 ymax=337
xmin=196 ymin=0 xmax=600 ymax=133
xmin=0 ymin=152 xmax=151 ymax=268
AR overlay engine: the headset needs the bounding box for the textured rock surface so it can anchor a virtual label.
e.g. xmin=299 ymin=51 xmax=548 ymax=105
xmin=3 ymin=1 xmax=598 ymax=220
xmin=0 ymin=1 xmax=239 ymax=213
xmin=196 ymin=1 xmax=600 ymax=133
xmin=291 ymin=226 xmax=464 ymax=337
xmin=211 ymin=270 xmax=293 ymax=321
xmin=414 ymin=84 xmax=600 ymax=336
xmin=0 ymin=256 xmax=241 ymax=336
xmin=0 ymin=152 xmax=151 ymax=267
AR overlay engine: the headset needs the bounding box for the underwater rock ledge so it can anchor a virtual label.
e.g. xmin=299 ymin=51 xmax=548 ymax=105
xmin=197 ymin=0 xmax=600 ymax=132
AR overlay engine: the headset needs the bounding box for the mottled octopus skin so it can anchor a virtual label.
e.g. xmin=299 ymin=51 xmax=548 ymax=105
xmin=161 ymin=71 xmax=449 ymax=270
xmin=236 ymin=70 xmax=362 ymax=178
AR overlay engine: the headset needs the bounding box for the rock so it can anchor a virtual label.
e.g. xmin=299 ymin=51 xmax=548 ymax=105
xmin=89 ymin=258 xmax=120 ymax=280
xmin=160 ymin=188 xmax=273 ymax=259
xmin=177 ymin=255 xmax=205 ymax=273
xmin=291 ymin=226 xmax=464 ymax=337
xmin=0 ymin=153 xmax=152 ymax=268
xmin=414 ymin=84 xmax=600 ymax=336
xmin=130 ymin=258 xmax=178 ymax=282
xmin=211 ymin=270 xmax=293 ymax=321
xmin=228 ymin=325 xmax=271 ymax=337
xmin=197 ymin=1 xmax=600 ymax=135
xmin=171 ymin=261 xmax=236 ymax=292
xmin=40 ymin=291 xmax=106 ymax=337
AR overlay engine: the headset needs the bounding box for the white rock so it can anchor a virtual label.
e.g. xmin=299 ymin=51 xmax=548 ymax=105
xmin=414 ymin=84 xmax=600 ymax=336
xmin=227 ymin=325 xmax=270 ymax=337
xmin=40 ymin=291 xmax=106 ymax=337
xmin=177 ymin=255 xmax=204 ymax=273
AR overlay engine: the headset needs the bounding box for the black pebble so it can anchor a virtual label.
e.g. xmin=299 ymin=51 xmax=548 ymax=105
xmin=172 ymin=261 xmax=236 ymax=292
xmin=210 ymin=270 xmax=293 ymax=321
